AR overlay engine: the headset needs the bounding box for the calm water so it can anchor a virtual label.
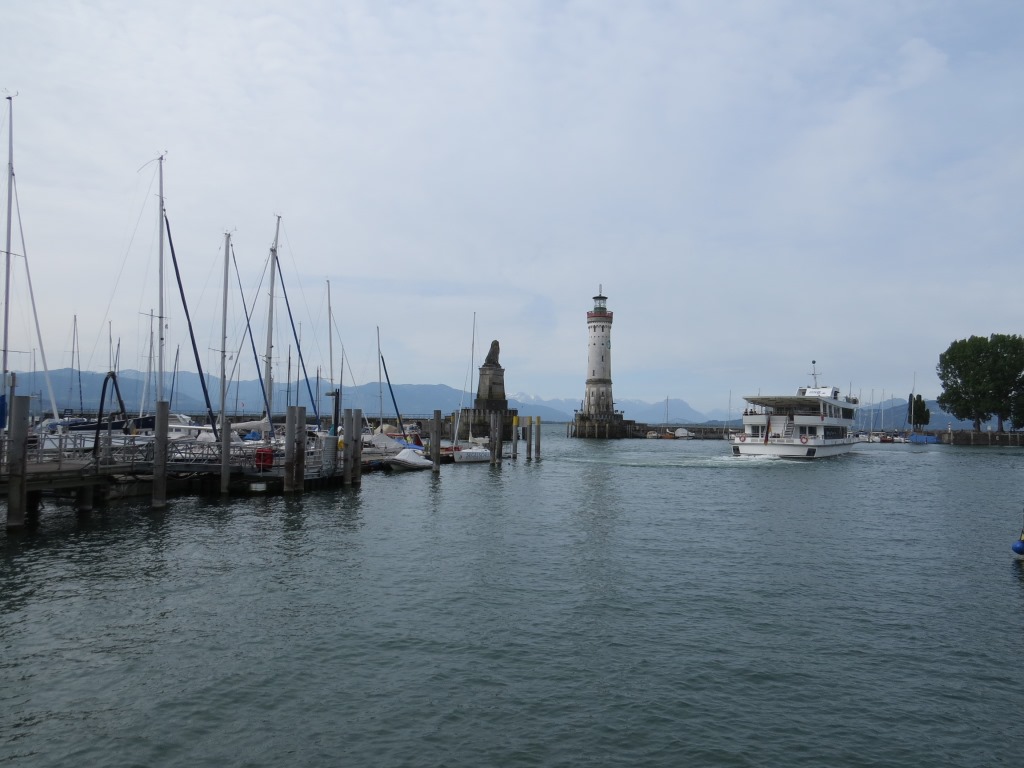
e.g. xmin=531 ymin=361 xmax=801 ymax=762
xmin=3 ymin=433 xmax=1023 ymax=767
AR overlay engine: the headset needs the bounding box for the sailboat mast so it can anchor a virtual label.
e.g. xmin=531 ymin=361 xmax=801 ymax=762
xmin=869 ymin=389 xmax=874 ymax=435
xmin=5 ymin=139 xmax=60 ymax=422
xmin=377 ymin=325 xmax=383 ymax=426
xmin=140 ymin=310 xmax=153 ymax=417
xmin=327 ymin=280 xmax=334 ymax=387
xmin=157 ymin=154 xmax=165 ymax=402
xmin=467 ymin=312 xmax=476 ymax=442
xmin=263 ymin=216 xmax=281 ymax=422
xmin=2 ymin=96 xmax=15 ymax=398
xmin=73 ymin=315 xmax=82 ymax=413
xmin=220 ymin=231 xmax=230 ymax=427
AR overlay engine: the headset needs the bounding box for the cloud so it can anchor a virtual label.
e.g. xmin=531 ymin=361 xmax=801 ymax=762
xmin=3 ymin=1 xmax=1023 ymax=413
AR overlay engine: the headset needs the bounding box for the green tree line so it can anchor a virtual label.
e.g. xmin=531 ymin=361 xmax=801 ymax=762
xmin=936 ymin=333 xmax=1024 ymax=431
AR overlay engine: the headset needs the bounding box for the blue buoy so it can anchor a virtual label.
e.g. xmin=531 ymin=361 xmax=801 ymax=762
xmin=1013 ymin=539 xmax=1024 ymax=556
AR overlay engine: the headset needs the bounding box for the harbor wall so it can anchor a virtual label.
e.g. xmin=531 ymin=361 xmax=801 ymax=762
xmin=940 ymin=430 xmax=1024 ymax=446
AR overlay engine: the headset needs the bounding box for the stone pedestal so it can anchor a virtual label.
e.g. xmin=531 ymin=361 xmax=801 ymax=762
xmin=475 ymin=364 xmax=507 ymax=411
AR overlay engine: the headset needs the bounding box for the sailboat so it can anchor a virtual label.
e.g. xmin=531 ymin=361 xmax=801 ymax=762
xmin=2 ymin=97 xmax=61 ymax=442
xmin=450 ymin=314 xmax=490 ymax=464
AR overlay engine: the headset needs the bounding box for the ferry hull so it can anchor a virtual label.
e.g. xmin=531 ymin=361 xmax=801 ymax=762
xmin=732 ymin=438 xmax=858 ymax=459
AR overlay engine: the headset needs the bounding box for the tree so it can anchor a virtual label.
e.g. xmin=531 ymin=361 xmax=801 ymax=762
xmin=937 ymin=335 xmax=995 ymax=431
xmin=985 ymin=334 xmax=1024 ymax=431
xmin=911 ymin=394 xmax=930 ymax=431
xmin=1010 ymin=390 xmax=1024 ymax=431
xmin=936 ymin=334 xmax=1024 ymax=431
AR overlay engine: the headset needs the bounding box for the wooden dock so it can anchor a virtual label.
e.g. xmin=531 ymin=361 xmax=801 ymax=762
xmin=4 ymin=405 xmax=541 ymax=530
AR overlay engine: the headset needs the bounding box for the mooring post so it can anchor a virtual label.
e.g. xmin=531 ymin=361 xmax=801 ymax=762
xmin=526 ymin=417 xmax=533 ymax=460
xmin=323 ymin=425 xmax=337 ymax=478
xmin=342 ymin=408 xmax=353 ymax=485
xmin=295 ymin=406 xmax=306 ymax=491
xmin=511 ymin=415 xmax=519 ymax=459
xmin=432 ymin=410 xmax=441 ymax=473
xmin=284 ymin=406 xmax=297 ymax=493
xmin=6 ymin=395 xmax=29 ymax=529
xmin=152 ymin=400 xmax=169 ymax=509
xmin=326 ymin=389 xmax=340 ymax=477
xmin=535 ymin=416 xmax=541 ymax=459
xmin=220 ymin=406 xmax=231 ymax=495
xmin=352 ymin=409 xmax=363 ymax=484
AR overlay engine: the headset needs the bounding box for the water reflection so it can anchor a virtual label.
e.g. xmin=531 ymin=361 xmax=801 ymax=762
xmin=1011 ymin=557 xmax=1024 ymax=588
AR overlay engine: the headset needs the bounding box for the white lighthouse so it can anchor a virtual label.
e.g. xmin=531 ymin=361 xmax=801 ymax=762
xmin=582 ymin=287 xmax=615 ymax=420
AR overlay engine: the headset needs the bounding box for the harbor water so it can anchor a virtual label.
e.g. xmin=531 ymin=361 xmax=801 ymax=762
xmin=3 ymin=433 xmax=1022 ymax=766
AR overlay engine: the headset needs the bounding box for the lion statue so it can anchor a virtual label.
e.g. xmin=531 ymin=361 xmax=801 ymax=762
xmin=483 ymin=340 xmax=500 ymax=366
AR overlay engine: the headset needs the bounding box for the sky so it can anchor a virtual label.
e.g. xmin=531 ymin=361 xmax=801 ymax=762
xmin=2 ymin=0 xmax=1022 ymax=416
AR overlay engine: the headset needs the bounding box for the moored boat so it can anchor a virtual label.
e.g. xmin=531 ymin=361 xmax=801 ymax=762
xmin=386 ymin=447 xmax=432 ymax=471
xmin=732 ymin=363 xmax=859 ymax=459
xmin=450 ymin=443 xmax=490 ymax=463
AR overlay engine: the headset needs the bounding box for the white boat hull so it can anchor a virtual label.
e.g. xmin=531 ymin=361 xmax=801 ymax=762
xmin=451 ymin=446 xmax=490 ymax=463
xmin=386 ymin=448 xmax=432 ymax=471
xmin=732 ymin=436 xmax=858 ymax=459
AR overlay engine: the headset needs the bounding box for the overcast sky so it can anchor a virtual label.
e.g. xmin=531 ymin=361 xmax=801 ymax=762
xmin=3 ymin=0 xmax=1022 ymax=415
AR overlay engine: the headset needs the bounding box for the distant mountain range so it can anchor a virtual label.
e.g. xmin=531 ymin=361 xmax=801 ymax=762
xmin=10 ymin=368 xmax=993 ymax=431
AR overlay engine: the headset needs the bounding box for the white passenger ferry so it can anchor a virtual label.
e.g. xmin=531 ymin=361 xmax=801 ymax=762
xmin=732 ymin=366 xmax=859 ymax=459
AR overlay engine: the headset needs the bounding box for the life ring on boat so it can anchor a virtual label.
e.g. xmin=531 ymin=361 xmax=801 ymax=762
xmin=800 ymin=435 xmax=808 ymax=444
xmin=739 ymin=434 xmax=746 ymax=442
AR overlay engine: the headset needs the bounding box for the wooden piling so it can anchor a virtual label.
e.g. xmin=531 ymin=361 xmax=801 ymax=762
xmin=512 ymin=415 xmax=518 ymax=459
xmin=489 ymin=414 xmax=498 ymax=465
xmin=5 ymin=395 xmax=29 ymax=529
xmin=284 ymin=406 xmax=297 ymax=493
xmin=324 ymin=426 xmax=338 ymax=477
xmin=295 ymin=406 xmax=306 ymax=491
xmin=526 ymin=417 xmax=533 ymax=460
xmin=432 ymin=410 xmax=441 ymax=473
xmin=353 ymin=409 xmax=363 ymax=484
xmin=220 ymin=404 xmax=231 ymax=495
xmin=343 ymin=408 xmax=353 ymax=485
xmin=535 ymin=416 xmax=541 ymax=459
xmin=153 ymin=400 xmax=169 ymax=508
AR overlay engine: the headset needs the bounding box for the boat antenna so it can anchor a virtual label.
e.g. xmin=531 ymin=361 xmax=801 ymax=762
xmin=808 ymin=360 xmax=820 ymax=387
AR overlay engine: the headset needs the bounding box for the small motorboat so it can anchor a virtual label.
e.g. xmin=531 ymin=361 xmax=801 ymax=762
xmin=386 ymin=448 xmax=432 ymax=471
